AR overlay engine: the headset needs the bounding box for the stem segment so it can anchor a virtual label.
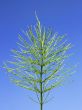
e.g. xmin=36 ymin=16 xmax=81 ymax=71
xmin=40 ymin=65 xmax=43 ymax=110
xmin=40 ymin=39 xmax=44 ymax=110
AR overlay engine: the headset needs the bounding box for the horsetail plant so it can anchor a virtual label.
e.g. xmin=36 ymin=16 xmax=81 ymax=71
xmin=3 ymin=15 xmax=73 ymax=110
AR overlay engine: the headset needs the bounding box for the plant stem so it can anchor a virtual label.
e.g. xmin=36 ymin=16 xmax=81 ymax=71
xmin=40 ymin=39 xmax=44 ymax=110
xmin=40 ymin=65 xmax=43 ymax=110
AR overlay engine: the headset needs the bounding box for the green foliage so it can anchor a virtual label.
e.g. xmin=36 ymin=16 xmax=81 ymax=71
xmin=3 ymin=15 xmax=74 ymax=110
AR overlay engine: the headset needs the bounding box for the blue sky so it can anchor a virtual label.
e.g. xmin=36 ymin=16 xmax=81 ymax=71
xmin=0 ymin=0 xmax=82 ymax=110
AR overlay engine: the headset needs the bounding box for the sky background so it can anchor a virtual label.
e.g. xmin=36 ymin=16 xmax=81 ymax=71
xmin=0 ymin=0 xmax=82 ymax=110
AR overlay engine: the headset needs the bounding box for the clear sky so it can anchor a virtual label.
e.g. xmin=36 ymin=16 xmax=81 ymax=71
xmin=0 ymin=0 xmax=82 ymax=110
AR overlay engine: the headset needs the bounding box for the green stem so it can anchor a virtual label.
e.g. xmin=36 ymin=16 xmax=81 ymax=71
xmin=40 ymin=65 xmax=43 ymax=110
xmin=40 ymin=40 xmax=44 ymax=110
